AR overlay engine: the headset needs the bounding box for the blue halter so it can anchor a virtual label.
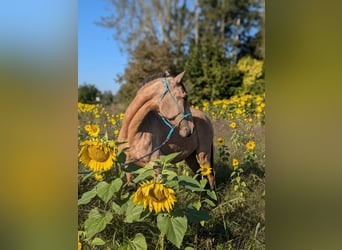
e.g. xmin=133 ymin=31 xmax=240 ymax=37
xmin=159 ymin=77 xmax=192 ymax=139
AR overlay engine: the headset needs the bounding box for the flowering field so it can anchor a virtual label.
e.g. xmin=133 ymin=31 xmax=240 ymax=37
xmin=78 ymin=93 xmax=265 ymax=249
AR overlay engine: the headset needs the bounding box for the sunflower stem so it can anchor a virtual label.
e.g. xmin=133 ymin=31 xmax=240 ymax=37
xmin=159 ymin=232 xmax=165 ymax=250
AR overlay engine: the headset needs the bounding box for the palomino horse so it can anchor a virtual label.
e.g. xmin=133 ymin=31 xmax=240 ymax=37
xmin=118 ymin=71 xmax=215 ymax=189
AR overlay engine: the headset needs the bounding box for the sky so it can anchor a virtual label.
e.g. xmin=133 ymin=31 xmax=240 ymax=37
xmin=78 ymin=0 xmax=126 ymax=94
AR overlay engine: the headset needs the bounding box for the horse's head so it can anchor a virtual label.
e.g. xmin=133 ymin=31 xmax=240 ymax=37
xmin=158 ymin=71 xmax=194 ymax=137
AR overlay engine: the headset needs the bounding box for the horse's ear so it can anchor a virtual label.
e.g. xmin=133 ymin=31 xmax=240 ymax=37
xmin=174 ymin=71 xmax=186 ymax=83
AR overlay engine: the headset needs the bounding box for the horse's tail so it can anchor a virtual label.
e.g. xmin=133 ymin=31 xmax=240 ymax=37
xmin=211 ymin=142 xmax=216 ymax=188
xmin=211 ymin=142 xmax=214 ymax=171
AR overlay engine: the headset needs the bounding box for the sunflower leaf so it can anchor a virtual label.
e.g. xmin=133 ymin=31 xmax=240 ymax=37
xmin=132 ymin=165 xmax=154 ymax=183
xmin=162 ymin=169 xmax=178 ymax=180
xmin=92 ymin=237 xmax=105 ymax=246
xmin=157 ymin=214 xmax=187 ymax=249
xmin=185 ymin=207 xmax=211 ymax=223
xmin=119 ymin=233 xmax=147 ymax=250
xmin=178 ymin=176 xmax=204 ymax=192
xmin=96 ymin=179 xmax=122 ymax=203
xmin=206 ymin=190 xmax=217 ymax=201
xmin=124 ymin=199 xmax=146 ymax=223
xmin=78 ymin=188 xmax=97 ymax=206
xmin=159 ymin=152 xmax=181 ymax=164
xmin=84 ymin=208 xmax=113 ymax=239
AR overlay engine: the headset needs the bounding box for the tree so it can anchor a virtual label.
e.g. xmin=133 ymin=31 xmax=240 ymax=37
xmin=78 ymin=83 xmax=101 ymax=104
xmin=101 ymin=90 xmax=114 ymax=106
xmin=114 ymin=36 xmax=178 ymax=107
xmin=99 ymin=0 xmax=265 ymax=104
xmin=97 ymin=0 xmax=196 ymax=59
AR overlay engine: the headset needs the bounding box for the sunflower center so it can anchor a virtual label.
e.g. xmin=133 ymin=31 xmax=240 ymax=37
xmin=149 ymin=188 xmax=166 ymax=202
xmin=87 ymin=145 xmax=109 ymax=162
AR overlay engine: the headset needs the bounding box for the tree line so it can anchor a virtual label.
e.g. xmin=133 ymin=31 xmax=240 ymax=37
xmin=92 ymin=0 xmax=265 ymax=107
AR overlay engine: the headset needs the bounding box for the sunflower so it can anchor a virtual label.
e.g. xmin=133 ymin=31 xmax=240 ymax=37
xmin=246 ymin=140 xmax=256 ymax=151
xmin=78 ymin=234 xmax=82 ymax=250
xmin=199 ymin=164 xmax=212 ymax=176
xmin=85 ymin=124 xmax=100 ymax=137
xmin=94 ymin=173 xmax=103 ymax=181
xmin=133 ymin=180 xmax=176 ymax=214
xmin=217 ymin=137 xmax=225 ymax=146
xmin=230 ymin=122 xmax=237 ymax=129
xmin=232 ymin=158 xmax=239 ymax=169
xmin=79 ymin=139 xmax=116 ymax=172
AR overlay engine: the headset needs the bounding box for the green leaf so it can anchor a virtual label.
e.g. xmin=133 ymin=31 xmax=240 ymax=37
xmin=200 ymin=178 xmax=207 ymax=188
xmin=124 ymin=199 xmax=147 ymax=223
xmin=112 ymin=201 xmax=124 ymax=215
xmin=96 ymin=178 xmax=123 ymax=203
xmin=165 ymin=180 xmax=179 ymax=191
xmin=92 ymin=237 xmax=105 ymax=246
xmin=203 ymin=198 xmax=216 ymax=207
xmin=192 ymin=200 xmax=201 ymax=211
xmin=157 ymin=214 xmax=187 ymax=249
xmin=84 ymin=208 xmax=113 ymax=239
xmin=206 ymin=190 xmax=217 ymax=201
xmin=132 ymin=165 xmax=154 ymax=183
xmin=119 ymin=233 xmax=147 ymax=250
xmin=117 ymin=150 xmax=127 ymax=164
xmin=124 ymin=163 xmax=141 ymax=173
xmin=162 ymin=169 xmax=178 ymax=180
xmin=78 ymin=188 xmax=97 ymax=206
xmin=159 ymin=152 xmax=181 ymax=164
xmin=236 ymin=176 xmax=241 ymax=183
xmin=178 ymin=176 xmax=204 ymax=192
xmin=186 ymin=207 xmax=211 ymax=223
xmin=99 ymin=181 xmax=119 ymax=203
xmin=185 ymin=247 xmax=195 ymax=250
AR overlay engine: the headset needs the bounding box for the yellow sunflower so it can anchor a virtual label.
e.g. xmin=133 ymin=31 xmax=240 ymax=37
xmin=230 ymin=122 xmax=237 ymax=129
xmin=78 ymin=139 xmax=116 ymax=172
xmin=217 ymin=137 xmax=225 ymax=146
xmin=133 ymin=180 xmax=176 ymax=214
xmin=232 ymin=158 xmax=239 ymax=169
xmin=199 ymin=164 xmax=212 ymax=176
xmin=78 ymin=234 xmax=82 ymax=250
xmin=246 ymin=140 xmax=256 ymax=151
xmin=85 ymin=124 xmax=100 ymax=137
xmin=94 ymin=173 xmax=103 ymax=181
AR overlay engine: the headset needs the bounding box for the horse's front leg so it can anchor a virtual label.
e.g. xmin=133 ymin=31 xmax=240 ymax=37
xmin=197 ymin=152 xmax=215 ymax=190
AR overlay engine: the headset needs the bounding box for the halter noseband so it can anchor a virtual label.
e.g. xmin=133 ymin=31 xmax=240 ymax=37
xmin=159 ymin=77 xmax=192 ymax=139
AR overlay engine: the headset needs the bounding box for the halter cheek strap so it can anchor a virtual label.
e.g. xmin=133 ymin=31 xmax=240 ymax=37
xmin=159 ymin=77 xmax=192 ymax=139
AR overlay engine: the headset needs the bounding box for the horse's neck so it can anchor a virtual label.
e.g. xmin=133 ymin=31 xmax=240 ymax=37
xmin=119 ymin=86 xmax=159 ymax=141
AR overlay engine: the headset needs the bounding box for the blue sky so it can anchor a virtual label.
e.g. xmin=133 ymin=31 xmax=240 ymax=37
xmin=78 ymin=0 xmax=126 ymax=94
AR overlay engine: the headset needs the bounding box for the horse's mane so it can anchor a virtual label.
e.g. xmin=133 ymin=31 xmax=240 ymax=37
xmin=139 ymin=72 xmax=168 ymax=89
xmin=139 ymin=72 xmax=187 ymax=92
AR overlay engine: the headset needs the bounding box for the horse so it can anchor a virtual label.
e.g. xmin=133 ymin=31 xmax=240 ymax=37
xmin=118 ymin=71 xmax=215 ymax=189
